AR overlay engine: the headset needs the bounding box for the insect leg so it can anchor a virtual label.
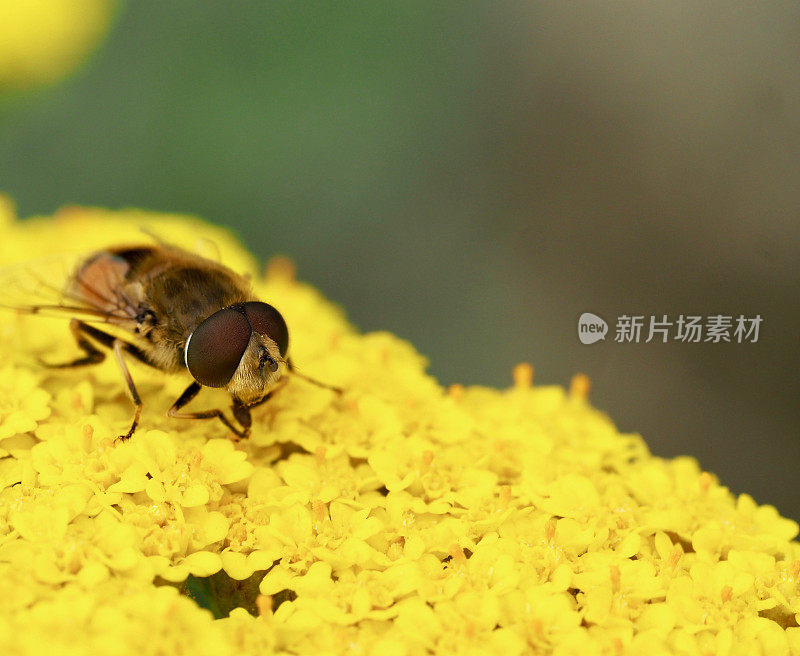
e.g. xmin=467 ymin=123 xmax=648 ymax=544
xmin=245 ymin=376 xmax=288 ymax=409
xmin=167 ymin=381 xmax=250 ymax=439
xmin=231 ymin=399 xmax=252 ymax=434
xmin=40 ymin=319 xmax=151 ymax=441
xmin=286 ymin=358 xmax=342 ymax=394
xmin=113 ymin=339 xmax=143 ymax=442
xmin=41 ymin=318 xmax=154 ymax=369
xmin=231 ymin=376 xmax=290 ymax=429
xmin=40 ymin=318 xmax=106 ymax=368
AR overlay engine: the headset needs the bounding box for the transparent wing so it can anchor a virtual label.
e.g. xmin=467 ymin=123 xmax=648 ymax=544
xmin=137 ymin=226 xmax=222 ymax=262
xmin=0 ymin=251 xmax=139 ymax=325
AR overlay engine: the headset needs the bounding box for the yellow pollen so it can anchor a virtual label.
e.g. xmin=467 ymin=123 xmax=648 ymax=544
xmin=512 ymin=362 xmax=534 ymax=387
xmin=545 ymin=517 xmax=557 ymax=542
xmin=312 ymin=499 xmax=326 ymax=523
xmin=498 ymin=485 xmax=511 ymax=509
xmin=530 ymin=618 xmax=544 ymax=638
xmin=610 ymin=565 xmax=621 ymax=593
xmin=569 ymin=372 xmax=591 ymax=398
xmin=447 ymin=383 xmax=465 ymax=400
xmin=255 ymin=594 xmax=273 ymax=617
xmin=668 ymin=545 xmax=683 ymax=570
xmin=264 ymin=255 xmax=296 ymax=282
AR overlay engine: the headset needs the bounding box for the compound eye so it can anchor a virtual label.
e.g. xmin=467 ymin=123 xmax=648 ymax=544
xmin=185 ymin=308 xmax=252 ymax=387
xmin=243 ymin=301 xmax=289 ymax=357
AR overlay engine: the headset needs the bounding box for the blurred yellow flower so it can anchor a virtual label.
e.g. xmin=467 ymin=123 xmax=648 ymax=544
xmin=0 ymin=0 xmax=115 ymax=90
xmin=0 ymin=198 xmax=798 ymax=655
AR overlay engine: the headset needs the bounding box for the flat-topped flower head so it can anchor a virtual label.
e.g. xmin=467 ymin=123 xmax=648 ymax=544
xmin=0 ymin=199 xmax=797 ymax=656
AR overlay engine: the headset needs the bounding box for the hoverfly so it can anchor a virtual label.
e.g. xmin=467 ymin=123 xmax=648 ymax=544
xmin=1 ymin=243 xmax=338 ymax=440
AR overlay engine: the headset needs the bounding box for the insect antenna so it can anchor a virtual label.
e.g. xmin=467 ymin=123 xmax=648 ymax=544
xmin=287 ymin=359 xmax=342 ymax=394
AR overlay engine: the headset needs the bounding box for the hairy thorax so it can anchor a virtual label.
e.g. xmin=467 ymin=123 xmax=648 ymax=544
xmin=71 ymin=245 xmax=252 ymax=373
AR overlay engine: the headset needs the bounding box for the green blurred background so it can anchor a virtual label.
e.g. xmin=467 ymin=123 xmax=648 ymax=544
xmin=1 ymin=3 xmax=798 ymax=519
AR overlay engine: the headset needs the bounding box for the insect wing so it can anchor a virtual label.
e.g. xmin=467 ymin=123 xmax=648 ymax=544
xmin=0 ymin=251 xmax=139 ymax=325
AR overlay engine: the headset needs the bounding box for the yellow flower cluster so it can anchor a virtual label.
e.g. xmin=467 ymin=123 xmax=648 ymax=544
xmin=0 ymin=0 xmax=115 ymax=90
xmin=0 ymin=198 xmax=798 ymax=655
